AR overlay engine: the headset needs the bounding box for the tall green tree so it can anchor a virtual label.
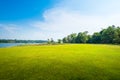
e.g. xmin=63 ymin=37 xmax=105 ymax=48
xmin=91 ymin=32 xmax=101 ymax=43
xmin=76 ymin=31 xmax=88 ymax=43
xmin=63 ymin=37 xmax=68 ymax=43
xmin=69 ymin=33 xmax=77 ymax=43
xmin=113 ymin=27 xmax=120 ymax=43
xmin=58 ymin=39 xmax=62 ymax=43
xmin=62 ymin=25 xmax=120 ymax=44
xmin=101 ymin=25 xmax=116 ymax=43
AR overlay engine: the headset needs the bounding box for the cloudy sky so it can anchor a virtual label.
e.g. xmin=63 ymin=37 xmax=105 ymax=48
xmin=0 ymin=0 xmax=120 ymax=40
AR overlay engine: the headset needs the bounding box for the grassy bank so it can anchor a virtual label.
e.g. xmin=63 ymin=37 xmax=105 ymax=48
xmin=0 ymin=44 xmax=120 ymax=80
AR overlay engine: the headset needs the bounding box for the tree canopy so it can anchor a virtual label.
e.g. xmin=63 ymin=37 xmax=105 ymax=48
xmin=62 ymin=25 xmax=120 ymax=44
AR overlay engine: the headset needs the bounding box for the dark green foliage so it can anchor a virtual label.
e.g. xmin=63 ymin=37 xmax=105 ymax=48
xmin=62 ymin=25 xmax=120 ymax=44
xmin=58 ymin=39 xmax=62 ymax=43
xmin=114 ymin=27 xmax=120 ymax=43
xmin=76 ymin=31 xmax=88 ymax=43
xmin=100 ymin=25 xmax=116 ymax=43
xmin=63 ymin=37 xmax=69 ymax=43
xmin=63 ymin=33 xmax=77 ymax=43
xmin=70 ymin=33 xmax=77 ymax=43
xmin=91 ymin=32 xmax=101 ymax=43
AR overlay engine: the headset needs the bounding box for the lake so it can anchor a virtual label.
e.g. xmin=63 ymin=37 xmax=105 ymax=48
xmin=0 ymin=43 xmax=40 ymax=48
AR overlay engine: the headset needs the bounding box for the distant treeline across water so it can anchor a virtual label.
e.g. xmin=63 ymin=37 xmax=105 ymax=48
xmin=0 ymin=39 xmax=47 ymax=43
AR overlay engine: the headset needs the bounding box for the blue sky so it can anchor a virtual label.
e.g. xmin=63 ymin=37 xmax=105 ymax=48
xmin=0 ymin=0 xmax=120 ymax=40
xmin=0 ymin=0 xmax=58 ymax=22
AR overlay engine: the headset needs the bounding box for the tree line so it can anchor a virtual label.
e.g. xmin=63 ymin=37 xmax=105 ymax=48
xmin=61 ymin=25 xmax=120 ymax=44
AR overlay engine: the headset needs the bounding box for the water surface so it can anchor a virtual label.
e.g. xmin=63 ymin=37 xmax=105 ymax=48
xmin=0 ymin=43 xmax=40 ymax=48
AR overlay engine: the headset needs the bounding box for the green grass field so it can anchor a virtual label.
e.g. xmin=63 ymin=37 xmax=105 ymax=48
xmin=0 ymin=44 xmax=120 ymax=80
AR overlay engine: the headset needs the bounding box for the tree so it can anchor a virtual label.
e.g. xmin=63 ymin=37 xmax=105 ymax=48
xmin=87 ymin=35 xmax=92 ymax=43
xmin=58 ymin=39 xmax=62 ymax=43
xmin=76 ymin=31 xmax=88 ymax=43
xmin=113 ymin=26 xmax=120 ymax=43
xmin=62 ymin=33 xmax=77 ymax=43
xmin=47 ymin=39 xmax=51 ymax=44
xmin=91 ymin=32 xmax=101 ymax=43
xmin=47 ymin=38 xmax=55 ymax=44
xmin=62 ymin=25 xmax=120 ymax=44
xmin=100 ymin=25 xmax=116 ymax=43
xmin=51 ymin=38 xmax=54 ymax=43
xmin=63 ymin=37 xmax=68 ymax=43
xmin=68 ymin=33 xmax=77 ymax=43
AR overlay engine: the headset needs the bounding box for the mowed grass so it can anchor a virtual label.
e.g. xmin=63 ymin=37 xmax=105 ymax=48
xmin=0 ymin=44 xmax=120 ymax=80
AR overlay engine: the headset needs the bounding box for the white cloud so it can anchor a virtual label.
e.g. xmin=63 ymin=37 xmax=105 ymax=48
xmin=58 ymin=0 xmax=120 ymax=15
xmin=29 ymin=0 xmax=120 ymax=40
xmin=30 ymin=7 xmax=120 ymax=40
xmin=0 ymin=24 xmax=19 ymax=33
xmin=0 ymin=24 xmax=22 ymax=39
xmin=1 ymin=0 xmax=120 ymax=40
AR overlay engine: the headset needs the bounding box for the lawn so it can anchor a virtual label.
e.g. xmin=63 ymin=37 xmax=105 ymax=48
xmin=0 ymin=44 xmax=120 ymax=80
